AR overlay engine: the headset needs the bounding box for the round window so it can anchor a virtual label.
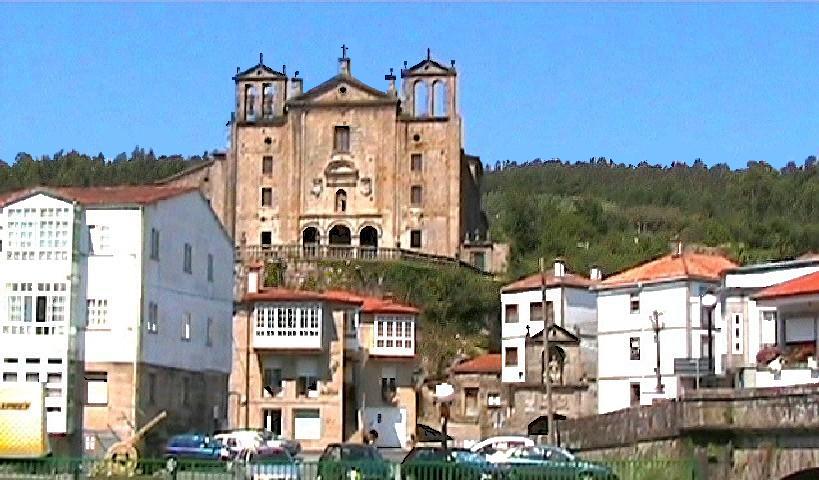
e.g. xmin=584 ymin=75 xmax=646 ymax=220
xmin=339 ymin=86 xmax=348 ymax=94
xmin=413 ymin=134 xmax=421 ymax=142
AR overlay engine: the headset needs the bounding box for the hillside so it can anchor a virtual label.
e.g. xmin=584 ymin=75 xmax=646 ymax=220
xmin=484 ymin=158 xmax=819 ymax=279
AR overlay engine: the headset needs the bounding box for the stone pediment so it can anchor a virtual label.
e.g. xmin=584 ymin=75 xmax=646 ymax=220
xmin=529 ymin=324 xmax=579 ymax=345
xmin=403 ymin=58 xmax=456 ymax=77
xmin=233 ymin=63 xmax=286 ymax=81
xmin=289 ymin=75 xmax=396 ymax=106
xmin=324 ymin=159 xmax=359 ymax=186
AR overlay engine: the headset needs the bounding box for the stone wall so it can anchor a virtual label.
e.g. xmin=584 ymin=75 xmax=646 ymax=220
xmin=560 ymin=385 xmax=819 ymax=480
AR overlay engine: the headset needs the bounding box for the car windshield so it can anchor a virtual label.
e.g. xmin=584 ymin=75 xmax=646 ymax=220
xmin=511 ymin=447 xmax=574 ymax=462
xmin=252 ymin=450 xmax=292 ymax=464
xmin=341 ymin=446 xmax=377 ymax=460
xmin=451 ymin=451 xmax=487 ymax=464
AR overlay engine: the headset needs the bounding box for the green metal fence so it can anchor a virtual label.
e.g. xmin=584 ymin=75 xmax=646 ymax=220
xmin=0 ymin=457 xmax=699 ymax=480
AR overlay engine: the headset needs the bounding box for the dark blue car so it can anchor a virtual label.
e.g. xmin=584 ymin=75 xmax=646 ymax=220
xmin=164 ymin=433 xmax=229 ymax=468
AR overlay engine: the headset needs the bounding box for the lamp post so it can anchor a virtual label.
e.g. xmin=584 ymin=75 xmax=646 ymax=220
xmin=650 ymin=310 xmax=664 ymax=394
xmin=434 ymin=383 xmax=455 ymax=452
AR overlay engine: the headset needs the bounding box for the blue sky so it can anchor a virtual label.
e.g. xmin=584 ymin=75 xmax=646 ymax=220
xmin=1 ymin=3 xmax=818 ymax=168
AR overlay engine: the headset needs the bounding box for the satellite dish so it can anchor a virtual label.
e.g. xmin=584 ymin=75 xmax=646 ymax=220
xmin=702 ymin=293 xmax=718 ymax=308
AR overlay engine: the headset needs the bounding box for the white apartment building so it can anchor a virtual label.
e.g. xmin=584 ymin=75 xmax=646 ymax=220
xmin=595 ymin=250 xmax=736 ymax=414
xmin=722 ymin=256 xmax=819 ymax=389
xmin=500 ymin=259 xmax=598 ymax=384
xmin=0 ymin=186 xmax=234 ymax=455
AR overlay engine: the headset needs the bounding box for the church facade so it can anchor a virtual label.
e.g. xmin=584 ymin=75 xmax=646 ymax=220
xmin=162 ymin=49 xmax=506 ymax=274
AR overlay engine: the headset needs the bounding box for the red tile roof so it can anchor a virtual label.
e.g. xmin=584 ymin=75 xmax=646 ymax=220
xmin=0 ymin=186 xmax=198 ymax=208
xmin=451 ymin=354 xmax=501 ymax=374
xmin=243 ymin=288 xmax=420 ymax=314
xmin=502 ymin=272 xmax=595 ymax=293
xmin=324 ymin=290 xmax=420 ymax=315
xmin=754 ymin=271 xmax=819 ymax=300
xmin=598 ymin=252 xmax=737 ymax=289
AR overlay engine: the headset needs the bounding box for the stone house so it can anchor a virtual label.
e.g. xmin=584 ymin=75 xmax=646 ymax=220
xmin=231 ymin=266 xmax=419 ymax=450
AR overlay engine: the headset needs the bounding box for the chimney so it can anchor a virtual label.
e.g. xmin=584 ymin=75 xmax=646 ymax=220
xmin=589 ymin=265 xmax=602 ymax=281
xmin=290 ymin=71 xmax=303 ymax=98
xmin=671 ymin=240 xmax=683 ymax=257
xmin=553 ymin=258 xmax=566 ymax=277
xmin=339 ymin=57 xmax=351 ymax=76
xmin=247 ymin=263 xmax=262 ymax=294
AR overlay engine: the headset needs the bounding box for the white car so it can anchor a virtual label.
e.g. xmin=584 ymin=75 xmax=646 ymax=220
xmin=469 ymin=436 xmax=535 ymax=463
xmin=236 ymin=447 xmax=301 ymax=480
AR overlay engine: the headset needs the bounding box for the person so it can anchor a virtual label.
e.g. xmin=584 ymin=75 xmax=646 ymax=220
xmin=366 ymin=429 xmax=379 ymax=445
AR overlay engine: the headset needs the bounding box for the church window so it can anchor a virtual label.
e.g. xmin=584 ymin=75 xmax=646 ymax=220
xmin=410 ymin=186 xmax=423 ymax=206
xmin=261 ymin=188 xmax=273 ymax=207
xmin=245 ymin=85 xmax=258 ymax=121
xmin=262 ymin=156 xmax=273 ymax=175
xmin=411 ymin=154 xmax=423 ymax=172
xmin=262 ymin=83 xmax=275 ymax=118
xmin=335 ymin=190 xmax=347 ymax=213
xmin=414 ymin=81 xmax=429 ymax=117
xmin=433 ymin=81 xmax=447 ymax=117
xmin=410 ymin=230 xmax=422 ymax=249
xmin=334 ymin=126 xmax=350 ymax=153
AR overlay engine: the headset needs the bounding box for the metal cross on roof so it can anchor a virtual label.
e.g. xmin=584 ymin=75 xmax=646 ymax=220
xmin=341 ymin=44 xmax=348 ymax=59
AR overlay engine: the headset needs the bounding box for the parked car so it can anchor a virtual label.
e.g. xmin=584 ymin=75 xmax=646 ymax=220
xmin=401 ymin=447 xmax=498 ymax=480
xmin=263 ymin=432 xmax=302 ymax=458
xmin=317 ymin=443 xmax=391 ymax=480
xmin=469 ymin=437 xmax=535 ymax=464
xmin=235 ymin=447 xmax=301 ymax=480
xmin=163 ymin=433 xmax=230 ymax=469
xmin=502 ymin=446 xmax=617 ymax=480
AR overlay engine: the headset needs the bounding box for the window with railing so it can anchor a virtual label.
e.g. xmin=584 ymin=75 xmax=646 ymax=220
xmin=5 ymin=206 xmax=71 ymax=261
xmin=373 ymin=316 xmax=414 ymax=354
xmin=255 ymin=305 xmax=321 ymax=338
xmin=3 ymin=283 xmax=68 ymax=335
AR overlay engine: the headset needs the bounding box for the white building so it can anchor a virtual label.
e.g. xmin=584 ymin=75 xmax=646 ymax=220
xmin=500 ymin=259 xmax=598 ymax=384
xmin=721 ymin=257 xmax=819 ymax=382
xmin=595 ymin=250 xmax=736 ymax=414
xmin=0 ymin=186 xmax=234 ymax=455
xmin=723 ymin=257 xmax=819 ymax=389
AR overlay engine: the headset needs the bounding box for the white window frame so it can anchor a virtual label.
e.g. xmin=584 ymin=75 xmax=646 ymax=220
xmin=85 ymin=372 xmax=108 ymax=406
xmin=147 ymin=302 xmax=159 ymax=333
xmin=182 ymin=313 xmax=192 ymax=341
xmin=86 ymin=299 xmax=109 ymax=329
xmin=373 ymin=315 xmax=415 ymax=354
xmin=732 ymin=313 xmax=744 ymax=354
xmin=487 ymin=392 xmax=502 ymax=407
xmin=254 ymin=304 xmax=321 ymax=338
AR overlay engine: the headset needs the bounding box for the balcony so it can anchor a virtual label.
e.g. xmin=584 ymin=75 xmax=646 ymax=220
xmin=253 ymin=306 xmax=322 ymax=350
xmin=370 ymin=317 xmax=415 ymax=357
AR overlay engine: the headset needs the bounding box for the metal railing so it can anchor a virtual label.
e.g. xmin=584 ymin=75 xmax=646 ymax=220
xmin=236 ymin=244 xmax=489 ymax=275
xmin=0 ymin=457 xmax=699 ymax=480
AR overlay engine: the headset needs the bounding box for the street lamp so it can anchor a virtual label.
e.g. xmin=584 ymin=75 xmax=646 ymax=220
xmin=701 ymin=293 xmax=718 ymax=374
xmin=434 ymin=383 xmax=455 ymax=451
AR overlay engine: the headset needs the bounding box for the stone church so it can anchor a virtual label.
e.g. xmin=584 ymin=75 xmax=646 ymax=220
xmin=161 ymin=48 xmax=507 ymax=274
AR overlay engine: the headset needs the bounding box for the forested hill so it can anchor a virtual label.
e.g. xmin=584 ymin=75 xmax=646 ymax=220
xmin=484 ymin=158 xmax=819 ymax=279
xmin=0 ymin=149 xmax=206 ymax=192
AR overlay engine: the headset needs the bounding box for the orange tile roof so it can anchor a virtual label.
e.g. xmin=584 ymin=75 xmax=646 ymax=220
xmin=451 ymin=354 xmax=501 ymax=374
xmin=598 ymin=252 xmax=737 ymax=289
xmin=324 ymin=290 xmax=420 ymax=315
xmin=502 ymin=272 xmax=596 ymax=293
xmin=243 ymin=288 xmax=420 ymax=314
xmin=0 ymin=186 xmax=198 ymax=208
xmin=754 ymin=271 xmax=819 ymax=300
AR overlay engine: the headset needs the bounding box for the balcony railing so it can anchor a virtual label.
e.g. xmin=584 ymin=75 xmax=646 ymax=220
xmin=237 ymin=244 xmax=489 ymax=274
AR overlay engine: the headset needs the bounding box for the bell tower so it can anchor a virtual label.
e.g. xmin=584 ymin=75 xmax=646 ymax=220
xmin=401 ymin=49 xmax=458 ymax=119
xmin=233 ymin=52 xmax=288 ymax=122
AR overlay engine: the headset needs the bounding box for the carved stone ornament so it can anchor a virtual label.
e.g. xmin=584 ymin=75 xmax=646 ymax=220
xmin=311 ymin=178 xmax=323 ymax=197
xmin=360 ymin=177 xmax=372 ymax=196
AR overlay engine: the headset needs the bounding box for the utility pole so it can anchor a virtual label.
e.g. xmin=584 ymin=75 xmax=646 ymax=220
xmin=539 ymin=258 xmax=555 ymax=445
xmin=651 ymin=310 xmax=664 ymax=394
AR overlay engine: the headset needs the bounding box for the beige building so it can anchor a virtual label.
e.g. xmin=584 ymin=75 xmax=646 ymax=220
xmin=231 ymin=267 xmax=419 ymax=450
xmin=160 ymin=49 xmax=506 ymax=274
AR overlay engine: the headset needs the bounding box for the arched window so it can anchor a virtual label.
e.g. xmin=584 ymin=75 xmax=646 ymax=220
xmin=245 ymin=85 xmax=258 ymax=120
xmin=433 ymin=81 xmax=447 ymax=117
xmin=262 ymin=83 xmax=275 ymax=118
xmin=414 ymin=81 xmax=429 ymax=117
xmin=335 ymin=189 xmax=347 ymax=212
